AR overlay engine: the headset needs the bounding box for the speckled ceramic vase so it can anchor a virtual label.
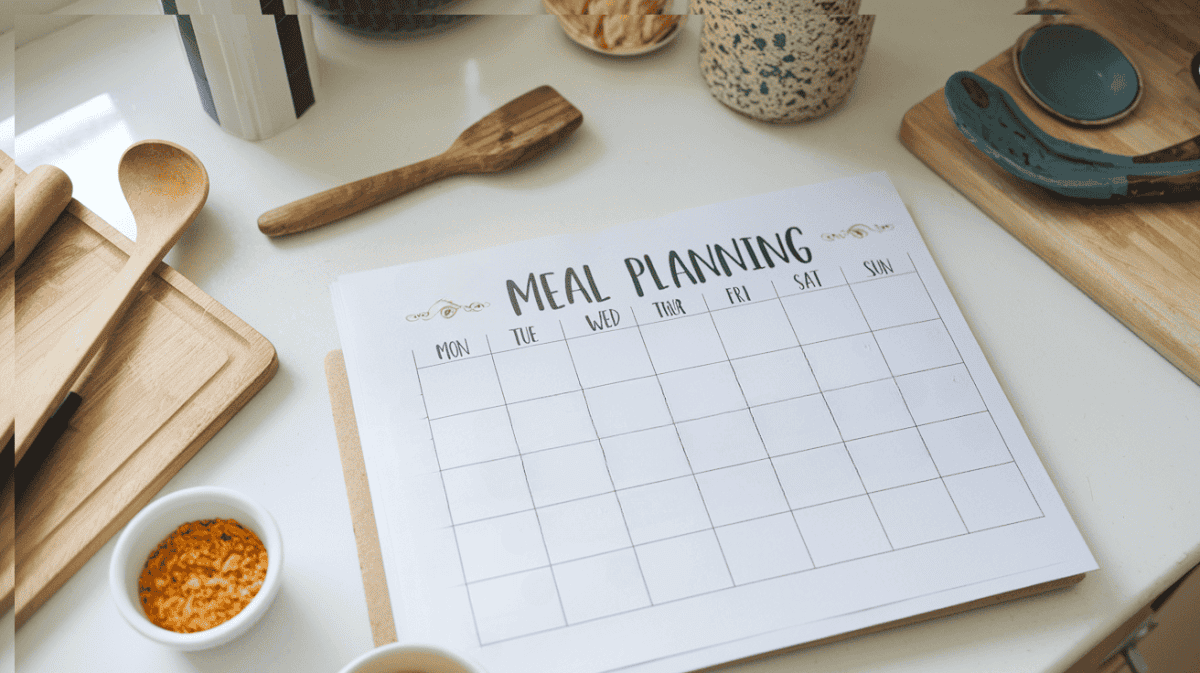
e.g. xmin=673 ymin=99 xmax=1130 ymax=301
xmin=697 ymin=1 xmax=874 ymax=123
xmin=689 ymin=0 xmax=861 ymax=14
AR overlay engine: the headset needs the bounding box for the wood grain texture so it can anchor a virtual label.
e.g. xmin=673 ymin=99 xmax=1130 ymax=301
xmin=258 ymin=85 xmax=584 ymax=237
xmin=0 ymin=150 xmax=278 ymax=627
xmin=900 ymin=0 xmax=1200 ymax=386
xmin=324 ymin=350 xmax=1086 ymax=663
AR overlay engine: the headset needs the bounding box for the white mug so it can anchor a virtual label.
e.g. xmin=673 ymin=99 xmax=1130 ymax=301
xmin=337 ymin=643 xmax=486 ymax=673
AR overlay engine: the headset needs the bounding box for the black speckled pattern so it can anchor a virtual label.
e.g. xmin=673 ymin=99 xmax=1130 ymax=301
xmin=697 ymin=2 xmax=872 ymax=123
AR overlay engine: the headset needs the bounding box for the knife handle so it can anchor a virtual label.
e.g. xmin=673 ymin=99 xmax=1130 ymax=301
xmin=257 ymin=155 xmax=457 ymax=237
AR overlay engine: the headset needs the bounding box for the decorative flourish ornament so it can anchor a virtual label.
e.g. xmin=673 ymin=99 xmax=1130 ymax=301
xmin=821 ymin=223 xmax=894 ymax=241
xmin=406 ymin=299 xmax=490 ymax=321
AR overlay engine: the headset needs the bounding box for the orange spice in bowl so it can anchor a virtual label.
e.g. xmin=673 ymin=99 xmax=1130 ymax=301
xmin=138 ymin=518 xmax=268 ymax=633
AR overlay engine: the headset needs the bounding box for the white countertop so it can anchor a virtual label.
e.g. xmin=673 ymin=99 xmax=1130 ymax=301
xmin=6 ymin=3 xmax=1200 ymax=672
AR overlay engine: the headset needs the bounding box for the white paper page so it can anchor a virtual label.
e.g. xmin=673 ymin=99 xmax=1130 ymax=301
xmin=332 ymin=173 xmax=1097 ymax=673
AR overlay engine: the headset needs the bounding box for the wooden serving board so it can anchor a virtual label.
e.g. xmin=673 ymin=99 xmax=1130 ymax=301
xmin=0 ymin=150 xmax=278 ymax=627
xmin=900 ymin=0 xmax=1200 ymax=385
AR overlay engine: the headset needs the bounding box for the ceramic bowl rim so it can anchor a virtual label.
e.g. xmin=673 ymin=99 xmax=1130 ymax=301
xmin=1010 ymin=19 xmax=1142 ymax=126
xmin=336 ymin=642 xmax=487 ymax=673
xmin=108 ymin=486 xmax=283 ymax=650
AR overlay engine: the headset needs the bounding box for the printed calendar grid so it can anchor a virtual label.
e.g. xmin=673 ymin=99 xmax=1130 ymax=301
xmin=413 ymin=262 xmax=1045 ymax=646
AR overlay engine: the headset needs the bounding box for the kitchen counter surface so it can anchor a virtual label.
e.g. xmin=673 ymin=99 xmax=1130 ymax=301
xmin=5 ymin=2 xmax=1200 ymax=672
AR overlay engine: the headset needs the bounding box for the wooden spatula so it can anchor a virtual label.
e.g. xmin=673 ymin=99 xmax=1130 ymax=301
xmin=258 ymin=85 xmax=584 ymax=237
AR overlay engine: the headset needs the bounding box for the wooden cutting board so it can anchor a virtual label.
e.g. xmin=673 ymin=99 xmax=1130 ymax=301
xmin=900 ymin=0 xmax=1200 ymax=386
xmin=0 ymin=150 xmax=278 ymax=627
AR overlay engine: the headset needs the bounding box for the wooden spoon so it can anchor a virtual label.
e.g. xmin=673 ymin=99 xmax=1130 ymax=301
xmin=15 ymin=140 xmax=209 ymax=464
xmin=258 ymin=85 xmax=583 ymax=237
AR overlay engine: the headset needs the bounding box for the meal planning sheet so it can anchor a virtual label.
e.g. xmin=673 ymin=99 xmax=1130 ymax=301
xmin=332 ymin=173 xmax=1096 ymax=673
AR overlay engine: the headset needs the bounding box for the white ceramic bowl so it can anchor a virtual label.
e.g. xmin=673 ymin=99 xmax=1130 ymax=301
xmin=337 ymin=643 xmax=485 ymax=673
xmin=109 ymin=486 xmax=283 ymax=650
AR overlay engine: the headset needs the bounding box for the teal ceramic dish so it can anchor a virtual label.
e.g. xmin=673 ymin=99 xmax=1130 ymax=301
xmin=944 ymin=71 xmax=1200 ymax=201
xmin=1013 ymin=23 xmax=1141 ymax=126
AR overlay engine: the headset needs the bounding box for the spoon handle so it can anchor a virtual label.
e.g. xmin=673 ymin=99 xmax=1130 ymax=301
xmin=258 ymin=154 xmax=459 ymax=237
xmin=1131 ymin=134 xmax=1200 ymax=164
xmin=16 ymin=245 xmax=160 ymax=464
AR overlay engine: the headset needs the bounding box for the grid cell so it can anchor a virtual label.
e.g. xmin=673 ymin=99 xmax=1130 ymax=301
xmin=710 ymin=300 xmax=799 ymax=358
xmin=636 ymin=530 xmax=733 ymax=603
xmin=555 ymin=549 xmax=651 ymax=623
xmin=920 ymin=412 xmax=1012 ymax=476
xmin=870 ymin=480 xmax=967 ymax=548
xmin=567 ymin=328 xmax=655 ymax=388
xmin=824 ymin=379 xmax=913 ymax=441
xmin=493 ymin=340 xmax=581 ymax=403
xmin=716 ymin=513 xmax=813 ymax=584
xmin=896 ymin=364 xmax=986 ymax=425
xmin=442 ymin=456 xmax=533 ymax=523
xmin=850 ymin=273 xmax=939 ymax=330
xmin=944 ymin=463 xmax=1042 ymax=532
xmin=677 ymin=410 xmax=768 ymax=472
xmin=602 ymin=426 xmax=692 ymax=490
xmin=695 ymin=460 xmax=790 ymax=527
xmin=524 ymin=441 xmax=613 ymax=507
xmin=455 ymin=511 xmax=549 ymax=582
xmin=793 ymin=496 xmax=892 ymax=566
xmin=585 ymin=377 xmax=672 ymax=437
xmin=618 ymin=476 xmax=712 ymax=545
xmin=731 ymin=348 xmax=819 ymax=406
xmin=874 ymin=320 xmax=960 ymax=376
xmin=431 ymin=406 xmax=518 ymax=470
xmin=780 ymin=286 xmax=869 ymax=344
xmin=469 ymin=568 xmax=565 ymax=643
xmin=540 ymin=494 xmax=632 ymax=564
xmin=508 ymin=391 xmax=597 ymax=454
xmin=639 ymin=313 xmax=728 ymax=372
xmin=420 ymin=356 xmax=505 ymax=418
xmin=804 ymin=333 xmax=892 ymax=390
xmin=774 ymin=444 xmax=865 ymax=509
xmin=751 ymin=395 xmax=842 ymax=456
xmin=846 ymin=428 xmax=939 ymax=492
xmin=659 ymin=362 xmax=746 ymax=422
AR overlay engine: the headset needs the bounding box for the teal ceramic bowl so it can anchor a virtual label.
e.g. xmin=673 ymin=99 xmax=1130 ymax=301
xmin=1013 ymin=23 xmax=1141 ymax=126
